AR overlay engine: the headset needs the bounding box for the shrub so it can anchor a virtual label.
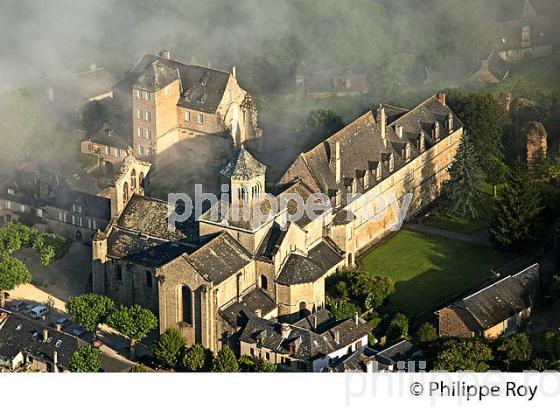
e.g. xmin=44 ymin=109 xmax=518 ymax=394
xmin=152 ymin=328 xmax=186 ymax=368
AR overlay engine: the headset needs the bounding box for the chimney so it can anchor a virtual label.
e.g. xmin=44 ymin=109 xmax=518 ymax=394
xmin=335 ymin=141 xmax=342 ymax=184
xmin=42 ymin=329 xmax=49 ymax=342
xmin=281 ymin=323 xmax=290 ymax=339
xmin=232 ymin=66 xmax=237 ymax=79
xmin=378 ymin=105 xmax=387 ymax=147
xmin=334 ymin=329 xmax=340 ymax=344
xmin=55 ymin=323 xmax=62 ymax=332
xmin=354 ymin=312 xmax=359 ymax=325
xmin=313 ymin=314 xmax=318 ymax=330
xmin=395 ymin=124 xmax=404 ymax=139
xmin=254 ymin=308 xmax=262 ymax=318
xmin=446 ymin=113 xmax=454 ymax=133
xmin=159 ymin=50 xmax=171 ymax=59
xmin=53 ymin=351 xmax=59 ymax=373
xmin=437 ymin=92 xmax=446 ymax=106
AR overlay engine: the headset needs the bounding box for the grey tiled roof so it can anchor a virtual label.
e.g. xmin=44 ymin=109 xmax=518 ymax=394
xmin=46 ymin=188 xmax=111 ymax=221
xmin=376 ymin=340 xmax=424 ymax=366
xmin=220 ymin=146 xmax=266 ymax=180
xmin=0 ymin=313 xmax=86 ymax=370
xmin=220 ymin=287 xmax=276 ymax=328
xmin=276 ymin=253 xmax=325 ymax=286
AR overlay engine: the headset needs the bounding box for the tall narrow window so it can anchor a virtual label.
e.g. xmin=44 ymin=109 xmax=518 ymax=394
xmin=123 ymin=181 xmax=129 ymax=204
xmin=261 ymin=275 xmax=268 ymax=291
xmin=180 ymin=285 xmax=193 ymax=325
xmin=146 ymin=271 xmax=153 ymax=288
xmin=197 ymin=113 xmax=204 ymax=124
xmin=185 ymin=111 xmax=191 ymax=122
xmin=131 ymin=169 xmax=137 ymax=189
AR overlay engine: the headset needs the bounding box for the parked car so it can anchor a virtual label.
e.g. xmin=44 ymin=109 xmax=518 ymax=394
xmin=8 ymin=301 xmax=25 ymax=312
xmin=30 ymin=305 xmax=48 ymax=320
xmin=23 ymin=304 xmax=35 ymax=315
xmin=55 ymin=317 xmax=71 ymax=328
xmin=72 ymin=326 xmax=85 ymax=337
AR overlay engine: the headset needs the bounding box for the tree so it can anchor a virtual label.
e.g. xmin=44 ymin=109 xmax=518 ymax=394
xmin=212 ymin=346 xmax=239 ymax=372
xmin=69 ymin=345 xmax=101 ymax=372
xmin=43 ymin=296 xmax=55 ymax=324
xmin=447 ymin=93 xmax=506 ymax=172
xmin=434 ymin=339 xmax=493 ymax=372
xmin=485 ymin=156 xmax=508 ymax=197
xmin=352 ymin=273 xmax=395 ymax=311
xmin=182 ymin=343 xmax=213 ymax=372
xmin=152 ymin=328 xmax=186 ymax=368
xmin=490 ymin=160 xmax=544 ymax=250
xmin=107 ymin=305 xmax=158 ymax=359
xmin=442 ymin=132 xmax=484 ymax=219
xmin=326 ymin=296 xmax=359 ymax=321
xmin=0 ymin=254 xmax=31 ymax=307
xmin=387 ymin=313 xmax=408 ymax=342
xmin=254 ymin=360 xmax=277 ymax=372
xmin=497 ymin=333 xmax=532 ymax=371
xmin=297 ymin=109 xmax=344 ymax=148
xmin=65 ymin=293 xmax=114 ymax=341
xmin=416 ymin=322 xmax=438 ymax=344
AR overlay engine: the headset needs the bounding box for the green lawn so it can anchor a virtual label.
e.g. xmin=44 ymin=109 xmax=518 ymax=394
xmin=360 ymin=229 xmax=511 ymax=317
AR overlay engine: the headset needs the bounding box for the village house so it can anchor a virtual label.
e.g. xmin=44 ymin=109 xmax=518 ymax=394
xmin=295 ymin=64 xmax=369 ymax=98
xmin=94 ymin=50 xmax=262 ymax=166
xmin=470 ymin=49 xmax=511 ymax=84
xmin=91 ymin=92 xmax=463 ymax=354
xmin=0 ymin=311 xmax=85 ymax=372
xmin=437 ymin=264 xmax=540 ymax=339
xmin=238 ymin=309 xmax=371 ymax=372
xmin=497 ymin=0 xmax=552 ymax=63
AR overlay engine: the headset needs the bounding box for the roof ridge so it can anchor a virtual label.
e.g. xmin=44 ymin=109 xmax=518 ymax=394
xmin=145 ymin=54 xmax=232 ymax=75
xmin=462 ymin=275 xmax=513 ymax=301
xmin=389 ymin=94 xmax=440 ymax=126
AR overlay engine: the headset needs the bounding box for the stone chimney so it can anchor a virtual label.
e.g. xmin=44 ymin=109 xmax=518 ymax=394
xmin=159 ymin=50 xmax=171 ymax=59
xmin=232 ymin=66 xmax=237 ymax=79
xmin=335 ymin=141 xmax=342 ymax=185
xmin=378 ymin=105 xmax=387 ymax=147
xmin=313 ymin=314 xmax=318 ymax=330
xmin=437 ymin=92 xmax=446 ymax=106
xmin=334 ymin=329 xmax=340 ymax=344
xmin=281 ymin=323 xmax=290 ymax=339
xmin=354 ymin=312 xmax=359 ymax=325
xmin=254 ymin=308 xmax=262 ymax=318
xmin=42 ymin=329 xmax=49 ymax=342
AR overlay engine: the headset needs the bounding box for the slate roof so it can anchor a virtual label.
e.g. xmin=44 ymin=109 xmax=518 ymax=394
xmin=276 ymin=253 xmax=325 ymax=286
xmin=278 ymin=95 xmax=462 ymax=201
xmin=45 ymin=67 xmax=115 ymax=104
xmin=306 ymin=239 xmax=344 ymax=272
xmin=121 ymin=54 xmax=231 ymax=113
xmin=239 ymin=311 xmax=371 ymax=362
xmin=90 ymin=124 xmax=130 ymax=149
xmin=220 ymin=287 xmax=277 ymax=328
xmin=443 ymin=264 xmax=539 ymax=332
xmin=188 ymin=231 xmax=253 ymax=285
xmin=376 ymin=339 xmax=425 ymax=366
xmin=292 ymin=309 xmax=336 ymax=333
xmin=328 ymin=350 xmax=373 ymax=372
xmin=46 ymin=188 xmax=111 ymax=220
xmin=256 ymin=222 xmax=289 ymax=262
xmin=220 ymin=146 xmax=266 ymax=180
xmin=0 ymin=313 xmax=86 ymax=370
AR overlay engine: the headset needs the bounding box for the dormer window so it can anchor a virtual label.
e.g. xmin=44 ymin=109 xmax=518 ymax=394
xmin=446 ymin=113 xmax=454 ymax=134
xmin=433 ymin=122 xmax=441 ymax=142
xmin=388 ymin=153 xmax=394 ymax=173
xmin=7 ymin=188 xmax=14 ymax=196
xmin=72 ymin=204 xmax=82 ymax=214
xmin=417 ymin=132 xmax=425 ymax=153
xmin=352 ymin=178 xmax=358 ymax=194
xmin=403 ymin=143 xmax=411 ymax=162
xmin=376 ymin=162 xmax=382 ymax=180
xmin=395 ymin=124 xmax=404 ymax=139
xmin=364 ymin=171 xmax=370 ymax=189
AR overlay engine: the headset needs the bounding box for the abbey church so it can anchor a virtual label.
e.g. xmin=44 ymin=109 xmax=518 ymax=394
xmin=90 ymin=92 xmax=463 ymax=355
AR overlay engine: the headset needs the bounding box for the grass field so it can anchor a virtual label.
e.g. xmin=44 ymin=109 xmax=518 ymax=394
xmin=360 ymin=229 xmax=511 ymax=317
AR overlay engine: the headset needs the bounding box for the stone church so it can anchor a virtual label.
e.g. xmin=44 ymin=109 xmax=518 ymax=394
xmin=91 ymin=92 xmax=463 ymax=353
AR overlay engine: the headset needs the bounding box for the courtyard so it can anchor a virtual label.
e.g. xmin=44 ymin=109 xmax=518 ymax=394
xmin=360 ymin=229 xmax=512 ymax=317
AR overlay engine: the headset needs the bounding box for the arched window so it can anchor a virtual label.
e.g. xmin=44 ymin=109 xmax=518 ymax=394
xmin=299 ymin=301 xmax=308 ymax=319
xmin=139 ymin=172 xmax=145 ymax=189
xmin=131 ymin=169 xmax=137 ymax=189
xmin=115 ymin=265 xmax=122 ymax=281
xmin=146 ymin=271 xmax=152 ymax=288
xmin=180 ymin=285 xmax=193 ymax=325
xmin=261 ymin=274 xmax=268 ymax=290
xmin=123 ymin=181 xmax=129 ymax=204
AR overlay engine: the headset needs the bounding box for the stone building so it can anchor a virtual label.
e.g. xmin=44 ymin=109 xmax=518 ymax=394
xmin=91 ymin=92 xmax=463 ymax=355
xmin=497 ymin=0 xmax=552 ymax=63
xmin=295 ymin=64 xmax=369 ymax=98
xmin=437 ymin=264 xmax=539 ymax=339
xmin=470 ymin=49 xmax=510 ymax=84
xmin=109 ymin=50 xmax=261 ymax=164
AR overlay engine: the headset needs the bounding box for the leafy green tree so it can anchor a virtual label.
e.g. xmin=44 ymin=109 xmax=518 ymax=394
xmin=0 ymin=222 xmax=37 ymax=252
xmin=485 ymin=156 xmax=508 ymax=197
xmin=326 ymin=296 xmax=359 ymax=321
xmin=387 ymin=313 xmax=409 ymax=341
xmin=0 ymin=254 xmax=31 ymax=307
xmin=530 ymin=357 xmax=549 ymax=372
xmin=434 ymin=339 xmax=493 ymax=372
xmin=442 ymin=132 xmax=484 ymax=219
xmin=182 ymin=343 xmax=213 ymax=372
xmin=416 ymin=322 xmax=438 ymax=344
xmin=69 ymin=345 xmax=101 ymax=372
xmin=212 ymin=346 xmax=239 ymax=372
xmin=497 ymin=332 xmax=532 ymax=371
xmin=354 ymin=274 xmax=395 ymax=311
xmin=130 ymin=364 xmax=149 ymax=372
xmin=254 ymin=360 xmax=277 ymax=372
xmin=297 ymin=109 xmax=344 ymax=148
xmin=490 ymin=160 xmax=544 ymax=250
xmin=107 ymin=305 xmax=158 ymax=358
xmin=65 ymin=293 xmax=114 ymax=341
xmin=152 ymin=328 xmax=186 ymax=368
xmin=43 ymin=296 xmax=55 ymax=323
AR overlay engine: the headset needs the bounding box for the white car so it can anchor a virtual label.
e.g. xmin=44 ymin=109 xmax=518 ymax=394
xmin=30 ymin=305 xmax=48 ymax=320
